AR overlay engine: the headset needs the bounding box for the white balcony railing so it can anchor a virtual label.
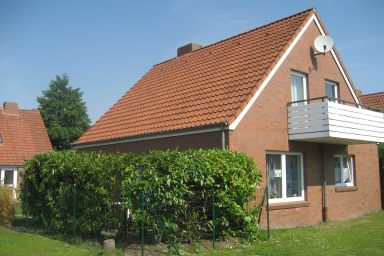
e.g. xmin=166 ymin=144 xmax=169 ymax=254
xmin=288 ymin=97 xmax=384 ymax=144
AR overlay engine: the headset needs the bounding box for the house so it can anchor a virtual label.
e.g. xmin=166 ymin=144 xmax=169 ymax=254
xmin=360 ymin=92 xmax=384 ymax=111
xmin=74 ymin=8 xmax=384 ymax=228
xmin=360 ymin=92 xmax=384 ymax=208
xmin=0 ymin=102 xmax=52 ymax=194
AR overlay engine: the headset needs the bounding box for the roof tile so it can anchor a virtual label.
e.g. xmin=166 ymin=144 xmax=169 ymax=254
xmin=75 ymin=8 xmax=314 ymax=145
xmin=0 ymin=108 xmax=52 ymax=165
xmin=360 ymin=92 xmax=384 ymax=111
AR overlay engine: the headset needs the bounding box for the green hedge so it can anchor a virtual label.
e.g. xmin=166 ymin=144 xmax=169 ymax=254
xmin=21 ymin=149 xmax=262 ymax=241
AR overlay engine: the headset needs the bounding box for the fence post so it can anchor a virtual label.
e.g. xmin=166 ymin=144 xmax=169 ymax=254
xmin=266 ymin=186 xmax=270 ymax=240
xmin=212 ymin=186 xmax=216 ymax=249
xmin=141 ymin=190 xmax=144 ymax=256
xmin=72 ymin=183 xmax=77 ymax=237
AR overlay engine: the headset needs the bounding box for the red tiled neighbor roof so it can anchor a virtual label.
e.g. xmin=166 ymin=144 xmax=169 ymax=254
xmin=75 ymin=8 xmax=315 ymax=145
xmin=360 ymin=92 xmax=384 ymax=111
xmin=0 ymin=103 xmax=52 ymax=165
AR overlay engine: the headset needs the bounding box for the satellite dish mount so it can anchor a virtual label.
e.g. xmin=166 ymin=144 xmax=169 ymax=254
xmin=313 ymin=35 xmax=333 ymax=56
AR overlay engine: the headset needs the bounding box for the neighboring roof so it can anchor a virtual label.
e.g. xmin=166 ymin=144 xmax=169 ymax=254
xmin=0 ymin=105 xmax=52 ymax=165
xmin=75 ymin=8 xmax=317 ymax=146
xmin=360 ymin=92 xmax=384 ymax=111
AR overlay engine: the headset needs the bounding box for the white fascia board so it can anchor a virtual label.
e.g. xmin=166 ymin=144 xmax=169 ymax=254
xmin=229 ymin=14 xmax=316 ymax=130
xmin=229 ymin=14 xmax=361 ymax=131
xmin=73 ymin=126 xmax=226 ymax=149
xmin=312 ymin=16 xmax=360 ymax=104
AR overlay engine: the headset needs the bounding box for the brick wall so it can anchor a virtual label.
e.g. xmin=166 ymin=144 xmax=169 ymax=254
xmin=80 ymin=130 xmax=225 ymax=153
xmin=230 ymin=21 xmax=381 ymax=228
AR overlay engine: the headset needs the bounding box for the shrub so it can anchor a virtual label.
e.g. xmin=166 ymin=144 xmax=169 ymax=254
xmin=21 ymin=149 xmax=262 ymax=241
xmin=0 ymin=185 xmax=15 ymax=227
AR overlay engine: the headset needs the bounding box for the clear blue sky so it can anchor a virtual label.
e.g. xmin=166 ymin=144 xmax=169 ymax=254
xmin=1 ymin=0 xmax=383 ymax=123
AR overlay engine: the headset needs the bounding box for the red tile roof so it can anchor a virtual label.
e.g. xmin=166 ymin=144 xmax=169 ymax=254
xmin=75 ymin=8 xmax=315 ymax=145
xmin=360 ymin=92 xmax=384 ymax=111
xmin=0 ymin=106 xmax=52 ymax=165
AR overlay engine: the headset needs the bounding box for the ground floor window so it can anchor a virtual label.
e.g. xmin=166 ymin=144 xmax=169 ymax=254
xmin=267 ymin=152 xmax=304 ymax=203
xmin=0 ymin=167 xmax=17 ymax=188
xmin=334 ymin=155 xmax=354 ymax=187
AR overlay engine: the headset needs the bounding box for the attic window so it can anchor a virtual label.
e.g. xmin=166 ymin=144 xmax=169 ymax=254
xmin=0 ymin=134 xmax=2 ymax=144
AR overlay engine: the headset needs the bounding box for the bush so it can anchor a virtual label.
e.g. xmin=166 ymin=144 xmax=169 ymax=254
xmin=21 ymin=149 xmax=262 ymax=241
xmin=0 ymin=185 xmax=16 ymax=227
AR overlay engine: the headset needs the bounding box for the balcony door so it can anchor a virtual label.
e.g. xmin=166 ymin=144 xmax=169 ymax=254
xmin=291 ymin=71 xmax=307 ymax=106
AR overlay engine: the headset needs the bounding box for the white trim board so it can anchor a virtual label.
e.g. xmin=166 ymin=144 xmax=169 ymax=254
xmin=229 ymin=13 xmax=360 ymax=130
xmin=74 ymin=126 xmax=226 ymax=149
xmin=312 ymin=16 xmax=360 ymax=104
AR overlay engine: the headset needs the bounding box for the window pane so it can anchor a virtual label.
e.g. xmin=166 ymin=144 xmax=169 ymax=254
xmin=334 ymin=157 xmax=341 ymax=183
xmin=341 ymin=157 xmax=352 ymax=183
xmin=267 ymin=154 xmax=282 ymax=199
xmin=335 ymin=156 xmax=353 ymax=184
xmin=286 ymin=155 xmax=302 ymax=198
xmin=4 ymin=170 xmax=14 ymax=185
xmin=325 ymin=83 xmax=336 ymax=98
xmin=291 ymin=74 xmax=305 ymax=104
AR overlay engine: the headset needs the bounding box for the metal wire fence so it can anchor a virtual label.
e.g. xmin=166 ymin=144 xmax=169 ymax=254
xmin=63 ymin=185 xmax=269 ymax=255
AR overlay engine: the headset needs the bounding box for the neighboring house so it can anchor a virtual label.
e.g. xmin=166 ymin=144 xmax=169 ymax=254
xmin=360 ymin=92 xmax=384 ymax=111
xmin=0 ymin=102 xmax=52 ymax=194
xmin=74 ymin=9 xmax=384 ymax=228
xmin=360 ymin=92 xmax=384 ymax=209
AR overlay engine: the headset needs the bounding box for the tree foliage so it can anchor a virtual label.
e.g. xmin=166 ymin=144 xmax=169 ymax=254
xmin=37 ymin=74 xmax=90 ymax=150
xmin=21 ymin=149 xmax=262 ymax=240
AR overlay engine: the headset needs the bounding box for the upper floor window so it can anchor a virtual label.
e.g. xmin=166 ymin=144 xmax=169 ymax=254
xmin=267 ymin=152 xmax=304 ymax=203
xmin=325 ymin=80 xmax=339 ymax=101
xmin=334 ymin=155 xmax=354 ymax=187
xmin=291 ymin=71 xmax=307 ymax=105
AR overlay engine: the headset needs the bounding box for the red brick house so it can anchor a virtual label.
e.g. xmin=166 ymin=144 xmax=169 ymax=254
xmin=74 ymin=9 xmax=384 ymax=228
xmin=0 ymin=102 xmax=52 ymax=193
xmin=360 ymin=92 xmax=384 ymax=208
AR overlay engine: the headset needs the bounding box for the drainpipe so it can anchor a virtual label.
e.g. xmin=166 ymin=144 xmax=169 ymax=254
xmin=321 ymin=144 xmax=328 ymax=222
xmin=221 ymin=129 xmax=226 ymax=150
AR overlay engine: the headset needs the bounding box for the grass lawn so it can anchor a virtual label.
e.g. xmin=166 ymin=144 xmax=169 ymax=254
xmin=0 ymin=226 xmax=114 ymax=256
xmin=205 ymin=211 xmax=384 ymax=256
xmin=1 ymin=211 xmax=383 ymax=255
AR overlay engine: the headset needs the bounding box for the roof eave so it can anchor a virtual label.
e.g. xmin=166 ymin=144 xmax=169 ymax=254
xmin=73 ymin=122 xmax=229 ymax=149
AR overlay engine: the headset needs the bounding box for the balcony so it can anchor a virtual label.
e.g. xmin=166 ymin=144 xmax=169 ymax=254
xmin=288 ymin=97 xmax=384 ymax=144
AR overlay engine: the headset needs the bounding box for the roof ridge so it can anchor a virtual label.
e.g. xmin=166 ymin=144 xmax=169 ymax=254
xmin=361 ymin=91 xmax=384 ymax=97
xmin=154 ymin=8 xmax=315 ymax=67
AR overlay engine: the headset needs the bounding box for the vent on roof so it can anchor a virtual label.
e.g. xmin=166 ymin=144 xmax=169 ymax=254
xmin=177 ymin=43 xmax=203 ymax=57
xmin=0 ymin=134 xmax=2 ymax=144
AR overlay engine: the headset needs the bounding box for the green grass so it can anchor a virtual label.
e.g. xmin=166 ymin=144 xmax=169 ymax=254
xmin=0 ymin=226 xmax=105 ymax=256
xmin=1 ymin=211 xmax=383 ymax=255
xmin=205 ymin=211 xmax=384 ymax=256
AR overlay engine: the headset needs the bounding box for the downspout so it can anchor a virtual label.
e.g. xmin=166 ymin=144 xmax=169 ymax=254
xmin=221 ymin=123 xmax=227 ymax=150
xmin=321 ymin=144 xmax=327 ymax=222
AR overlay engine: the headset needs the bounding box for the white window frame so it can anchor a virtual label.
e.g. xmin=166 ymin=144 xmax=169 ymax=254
xmin=325 ymin=80 xmax=339 ymax=101
xmin=334 ymin=155 xmax=354 ymax=187
xmin=290 ymin=71 xmax=308 ymax=105
xmin=267 ymin=152 xmax=305 ymax=204
xmin=0 ymin=167 xmax=18 ymax=188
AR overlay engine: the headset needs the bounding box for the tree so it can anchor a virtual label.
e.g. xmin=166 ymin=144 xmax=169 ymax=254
xmin=37 ymin=74 xmax=91 ymax=150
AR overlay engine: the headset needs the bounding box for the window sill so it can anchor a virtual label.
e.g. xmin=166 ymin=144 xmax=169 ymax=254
xmin=269 ymin=201 xmax=310 ymax=211
xmin=335 ymin=186 xmax=358 ymax=192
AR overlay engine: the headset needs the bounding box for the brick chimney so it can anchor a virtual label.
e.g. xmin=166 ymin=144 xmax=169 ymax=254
xmin=3 ymin=102 xmax=20 ymax=115
xmin=177 ymin=43 xmax=203 ymax=57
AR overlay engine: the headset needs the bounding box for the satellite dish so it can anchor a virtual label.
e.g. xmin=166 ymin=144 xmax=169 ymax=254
xmin=314 ymin=35 xmax=333 ymax=55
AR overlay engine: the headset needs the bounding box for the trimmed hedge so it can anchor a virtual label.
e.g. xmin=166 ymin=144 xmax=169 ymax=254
xmin=21 ymin=149 xmax=262 ymax=241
